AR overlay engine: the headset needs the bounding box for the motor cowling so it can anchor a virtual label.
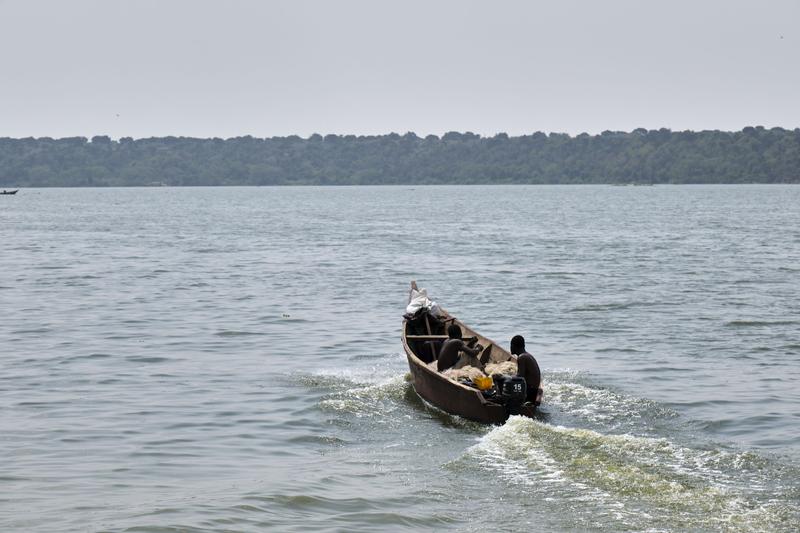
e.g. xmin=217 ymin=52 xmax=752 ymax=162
xmin=501 ymin=376 xmax=527 ymax=416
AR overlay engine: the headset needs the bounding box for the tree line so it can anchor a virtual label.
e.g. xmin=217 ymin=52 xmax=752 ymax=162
xmin=1 ymin=127 xmax=799 ymax=187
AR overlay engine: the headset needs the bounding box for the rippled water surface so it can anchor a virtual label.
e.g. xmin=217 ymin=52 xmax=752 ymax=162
xmin=2 ymin=185 xmax=799 ymax=532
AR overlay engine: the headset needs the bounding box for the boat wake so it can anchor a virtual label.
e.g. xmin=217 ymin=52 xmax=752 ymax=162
xmin=300 ymin=353 xmax=486 ymax=430
xmin=299 ymin=360 xmax=799 ymax=531
xmin=460 ymin=411 xmax=798 ymax=531
xmin=291 ymin=351 xmax=417 ymax=420
xmin=317 ymin=374 xmax=408 ymax=418
xmin=543 ymin=370 xmax=679 ymax=434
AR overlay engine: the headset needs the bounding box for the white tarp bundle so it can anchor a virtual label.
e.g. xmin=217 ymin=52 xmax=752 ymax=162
xmin=406 ymin=286 xmax=442 ymax=316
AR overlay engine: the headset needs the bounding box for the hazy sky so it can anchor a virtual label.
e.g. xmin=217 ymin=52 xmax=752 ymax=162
xmin=1 ymin=0 xmax=798 ymax=139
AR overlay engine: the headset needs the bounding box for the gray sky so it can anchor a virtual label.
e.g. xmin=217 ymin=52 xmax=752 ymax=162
xmin=1 ymin=0 xmax=798 ymax=139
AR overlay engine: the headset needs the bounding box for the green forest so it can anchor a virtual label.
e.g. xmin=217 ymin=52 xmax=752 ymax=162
xmin=1 ymin=127 xmax=799 ymax=187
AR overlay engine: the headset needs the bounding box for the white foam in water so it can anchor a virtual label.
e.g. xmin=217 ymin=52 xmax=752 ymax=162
xmin=311 ymin=351 xmax=407 ymax=386
xmin=466 ymin=418 xmax=640 ymax=524
xmin=465 ymin=417 xmax=797 ymax=531
xmin=544 ymin=376 xmax=674 ymax=426
xmin=310 ymin=358 xmax=796 ymax=529
xmin=317 ymin=374 xmax=408 ymax=419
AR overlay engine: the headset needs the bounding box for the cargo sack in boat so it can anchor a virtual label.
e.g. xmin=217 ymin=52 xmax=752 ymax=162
xmin=485 ymin=361 xmax=517 ymax=375
xmin=443 ymin=365 xmax=486 ymax=382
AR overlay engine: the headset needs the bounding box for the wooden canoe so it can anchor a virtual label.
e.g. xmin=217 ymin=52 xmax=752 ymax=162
xmin=402 ymin=309 xmax=536 ymax=424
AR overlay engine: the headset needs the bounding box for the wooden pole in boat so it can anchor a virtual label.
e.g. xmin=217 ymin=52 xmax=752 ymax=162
xmin=423 ymin=313 xmax=437 ymax=362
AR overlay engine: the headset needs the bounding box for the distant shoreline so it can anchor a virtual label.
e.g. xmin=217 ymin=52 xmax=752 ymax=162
xmin=2 ymin=127 xmax=799 ymax=187
xmin=9 ymin=183 xmax=800 ymax=189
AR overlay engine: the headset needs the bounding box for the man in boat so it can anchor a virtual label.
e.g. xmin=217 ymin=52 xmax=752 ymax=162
xmin=437 ymin=324 xmax=487 ymax=372
xmin=510 ymin=335 xmax=543 ymax=405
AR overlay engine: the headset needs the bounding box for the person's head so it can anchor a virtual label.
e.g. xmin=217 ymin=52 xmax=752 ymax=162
xmin=447 ymin=324 xmax=462 ymax=339
xmin=510 ymin=335 xmax=525 ymax=355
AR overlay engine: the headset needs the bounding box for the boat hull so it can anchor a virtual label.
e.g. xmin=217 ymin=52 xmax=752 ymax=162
xmin=402 ymin=314 xmax=536 ymax=424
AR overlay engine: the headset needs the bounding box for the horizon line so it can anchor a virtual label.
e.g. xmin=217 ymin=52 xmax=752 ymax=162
xmin=3 ymin=125 xmax=799 ymax=142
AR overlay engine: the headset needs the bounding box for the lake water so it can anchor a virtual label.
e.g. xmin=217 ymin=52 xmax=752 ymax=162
xmin=2 ymin=185 xmax=799 ymax=532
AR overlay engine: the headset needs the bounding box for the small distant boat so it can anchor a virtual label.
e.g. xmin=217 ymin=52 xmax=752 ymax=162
xmin=1 ymin=189 xmax=19 ymax=195
xmin=402 ymin=307 xmax=537 ymax=424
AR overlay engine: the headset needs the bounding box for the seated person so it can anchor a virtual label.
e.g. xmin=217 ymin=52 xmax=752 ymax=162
xmin=437 ymin=324 xmax=484 ymax=372
xmin=510 ymin=334 xmax=542 ymax=405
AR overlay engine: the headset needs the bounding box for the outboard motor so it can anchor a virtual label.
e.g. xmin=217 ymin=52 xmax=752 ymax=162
xmin=501 ymin=376 xmax=527 ymax=416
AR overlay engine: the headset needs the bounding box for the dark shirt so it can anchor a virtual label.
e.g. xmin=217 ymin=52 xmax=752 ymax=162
xmin=516 ymin=351 xmax=541 ymax=401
